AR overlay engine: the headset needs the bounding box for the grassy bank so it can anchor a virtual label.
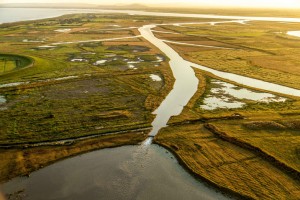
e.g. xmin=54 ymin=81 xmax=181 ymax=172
xmin=154 ymin=123 xmax=300 ymax=199
xmin=0 ymin=131 xmax=147 ymax=183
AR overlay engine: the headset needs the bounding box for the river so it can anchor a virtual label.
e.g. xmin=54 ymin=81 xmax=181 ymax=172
xmin=139 ymin=25 xmax=198 ymax=136
xmin=139 ymin=21 xmax=300 ymax=136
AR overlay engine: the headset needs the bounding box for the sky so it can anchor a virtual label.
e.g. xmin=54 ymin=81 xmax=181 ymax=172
xmin=1 ymin=0 xmax=300 ymax=8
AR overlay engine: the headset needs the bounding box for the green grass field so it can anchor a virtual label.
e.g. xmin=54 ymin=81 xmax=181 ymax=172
xmin=0 ymin=54 xmax=32 ymax=74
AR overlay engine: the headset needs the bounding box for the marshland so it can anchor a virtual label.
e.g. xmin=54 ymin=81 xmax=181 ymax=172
xmin=0 ymin=4 xmax=300 ymax=200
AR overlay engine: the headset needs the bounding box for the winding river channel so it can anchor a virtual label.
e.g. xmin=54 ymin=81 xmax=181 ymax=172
xmin=139 ymin=22 xmax=300 ymax=136
xmin=139 ymin=25 xmax=199 ymax=136
xmin=2 ymin=8 xmax=300 ymax=200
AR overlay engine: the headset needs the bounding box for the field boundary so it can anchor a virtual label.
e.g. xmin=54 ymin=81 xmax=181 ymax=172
xmin=204 ymin=123 xmax=300 ymax=181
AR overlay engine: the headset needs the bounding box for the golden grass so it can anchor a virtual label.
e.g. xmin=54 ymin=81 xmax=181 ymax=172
xmin=156 ymin=64 xmax=300 ymax=199
xmin=154 ymin=123 xmax=300 ymax=199
xmin=156 ymin=22 xmax=300 ymax=90
xmin=212 ymin=118 xmax=300 ymax=173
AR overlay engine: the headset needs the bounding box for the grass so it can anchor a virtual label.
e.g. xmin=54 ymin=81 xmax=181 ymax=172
xmin=157 ymin=66 xmax=300 ymax=199
xmin=0 ymin=15 xmax=174 ymax=146
xmin=211 ymin=118 xmax=300 ymax=173
xmin=154 ymin=123 xmax=300 ymax=199
xmin=156 ymin=21 xmax=300 ymax=89
xmin=0 ymin=54 xmax=33 ymax=74
xmin=0 ymin=60 xmax=170 ymax=144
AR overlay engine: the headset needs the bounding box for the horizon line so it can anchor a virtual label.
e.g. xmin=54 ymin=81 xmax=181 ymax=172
xmin=1 ymin=3 xmax=300 ymax=9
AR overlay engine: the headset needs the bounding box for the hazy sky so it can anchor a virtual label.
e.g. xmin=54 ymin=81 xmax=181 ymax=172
xmin=2 ymin=0 xmax=300 ymax=8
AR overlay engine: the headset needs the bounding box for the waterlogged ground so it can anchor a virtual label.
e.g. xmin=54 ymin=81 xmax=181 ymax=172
xmin=201 ymin=79 xmax=286 ymax=110
xmin=0 ymin=13 xmax=176 ymax=144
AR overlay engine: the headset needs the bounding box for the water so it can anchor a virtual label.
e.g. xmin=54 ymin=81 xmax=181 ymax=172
xmin=51 ymin=36 xmax=142 ymax=45
xmin=0 ymin=95 xmax=6 ymax=104
xmin=162 ymin=39 xmax=231 ymax=49
xmin=149 ymin=74 xmax=162 ymax=81
xmin=0 ymin=8 xmax=96 ymax=24
xmin=139 ymin=25 xmax=198 ymax=136
xmin=190 ymin=61 xmax=300 ymax=97
xmin=139 ymin=21 xmax=300 ymax=136
xmin=2 ymin=8 xmax=300 ymax=25
xmin=2 ymin=145 xmax=228 ymax=200
xmin=201 ymin=80 xmax=286 ymax=110
xmin=287 ymin=31 xmax=300 ymax=38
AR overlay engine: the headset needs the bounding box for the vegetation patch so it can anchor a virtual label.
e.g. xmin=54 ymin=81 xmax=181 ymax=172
xmin=154 ymin=123 xmax=300 ymax=199
xmin=0 ymin=131 xmax=147 ymax=183
xmin=243 ymin=121 xmax=287 ymax=130
xmin=0 ymin=54 xmax=33 ymax=74
xmin=159 ymin=21 xmax=300 ymax=89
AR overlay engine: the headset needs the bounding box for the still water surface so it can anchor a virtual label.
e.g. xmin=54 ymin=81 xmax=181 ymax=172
xmin=2 ymin=145 xmax=228 ymax=200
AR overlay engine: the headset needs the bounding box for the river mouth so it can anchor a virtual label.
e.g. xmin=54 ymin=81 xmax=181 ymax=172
xmin=2 ymin=144 xmax=229 ymax=200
